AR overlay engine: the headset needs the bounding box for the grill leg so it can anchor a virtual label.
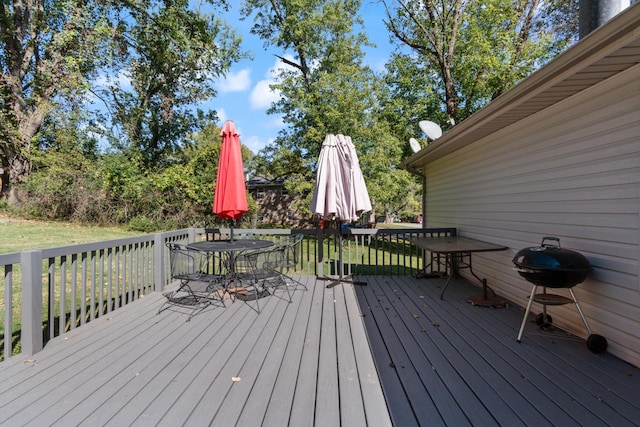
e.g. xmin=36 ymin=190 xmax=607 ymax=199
xmin=517 ymin=285 xmax=538 ymax=342
xmin=568 ymin=288 xmax=593 ymax=336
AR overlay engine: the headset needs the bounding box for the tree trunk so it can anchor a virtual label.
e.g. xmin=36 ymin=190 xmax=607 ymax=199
xmin=1 ymin=108 xmax=45 ymax=204
xmin=2 ymin=143 xmax=31 ymax=204
xmin=6 ymin=157 xmax=30 ymax=204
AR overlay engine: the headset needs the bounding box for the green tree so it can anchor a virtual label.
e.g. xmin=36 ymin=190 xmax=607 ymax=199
xmin=382 ymin=0 xmax=577 ymax=132
xmin=1 ymin=0 xmax=245 ymax=206
xmin=91 ymin=0 xmax=246 ymax=169
xmin=241 ymin=0 xmax=420 ymax=221
xmin=1 ymin=0 xmax=109 ymax=203
xmin=381 ymin=53 xmax=443 ymax=157
xmin=20 ymin=138 xmax=106 ymax=222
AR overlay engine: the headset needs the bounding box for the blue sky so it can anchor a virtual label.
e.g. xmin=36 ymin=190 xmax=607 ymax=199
xmin=207 ymin=1 xmax=394 ymax=154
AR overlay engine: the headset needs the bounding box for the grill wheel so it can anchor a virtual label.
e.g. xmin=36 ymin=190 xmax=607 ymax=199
xmin=587 ymin=334 xmax=608 ymax=354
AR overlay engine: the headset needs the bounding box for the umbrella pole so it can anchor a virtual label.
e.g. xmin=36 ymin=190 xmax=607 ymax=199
xmin=322 ymin=225 xmax=367 ymax=288
xmin=230 ymin=220 xmax=234 ymax=242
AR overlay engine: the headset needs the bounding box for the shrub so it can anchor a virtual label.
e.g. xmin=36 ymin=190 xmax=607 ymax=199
xmin=127 ymin=215 xmax=158 ymax=233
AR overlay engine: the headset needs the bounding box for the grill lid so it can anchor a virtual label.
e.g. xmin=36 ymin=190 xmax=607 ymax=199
xmin=513 ymin=236 xmax=592 ymax=273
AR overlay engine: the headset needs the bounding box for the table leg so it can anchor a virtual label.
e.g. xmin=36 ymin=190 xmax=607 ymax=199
xmin=435 ymin=252 xmax=506 ymax=307
xmin=466 ymin=258 xmax=507 ymax=308
xmin=439 ymin=272 xmax=456 ymax=299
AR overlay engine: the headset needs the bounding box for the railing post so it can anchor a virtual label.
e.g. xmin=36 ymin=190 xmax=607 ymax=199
xmin=316 ymin=229 xmax=325 ymax=276
xmin=21 ymin=250 xmax=43 ymax=355
xmin=188 ymin=227 xmax=197 ymax=243
xmin=153 ymin=233 xmax=165 ymax=292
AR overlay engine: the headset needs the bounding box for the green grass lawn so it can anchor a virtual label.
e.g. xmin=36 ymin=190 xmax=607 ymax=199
xmin=0 ymin=214 xmax=142 ymax=359
xmin=0 ymin=215 xmax=140 ymax=255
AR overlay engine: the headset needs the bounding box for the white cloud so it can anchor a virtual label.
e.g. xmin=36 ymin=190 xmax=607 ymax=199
xmin=218 ymin=68 xmax=251 ymax=93
xmin=249 ymin=55 xmax=301 ymax=110
xmin=242 ymin=135 xmax=274 ymax=154
xmin=250 ymin=80 xmax=280 ymax=109
xmin=216 ymin=108 xmax=228 ymax=123
xmin=234 ymin=116 xmax=281 ymax=153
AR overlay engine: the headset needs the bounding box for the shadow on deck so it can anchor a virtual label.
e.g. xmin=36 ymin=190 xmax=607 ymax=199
xmin=1 ymin=275 xmax=639 ymax=426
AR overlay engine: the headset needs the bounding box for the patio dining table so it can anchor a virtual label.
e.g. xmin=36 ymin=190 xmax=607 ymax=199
xmin=412 ymin=236 xmax=508 ymax=307
xmin=187 ymin=239 xmax=274 ymax=293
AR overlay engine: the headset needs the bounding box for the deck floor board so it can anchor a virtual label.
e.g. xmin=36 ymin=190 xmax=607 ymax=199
xmin=1 ymin=275 xmax=639 ymax=426
xmin=420 ymin=277 xmax=640 ymax=425
xmin=234 ymin=277 xmax=314 ymax=427
xmin=354 ymin=275 xmax=640 ymax=427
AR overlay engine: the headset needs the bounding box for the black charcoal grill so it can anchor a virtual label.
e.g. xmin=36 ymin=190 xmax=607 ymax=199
xmin=513 ymin=236 xmax=607 ymax=353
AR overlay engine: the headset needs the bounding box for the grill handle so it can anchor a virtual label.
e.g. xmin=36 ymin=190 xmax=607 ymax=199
xmin=541 ymin=236 xmax=561 ymax=249
xmin=514 ymin=267 xmax=539 ymax=274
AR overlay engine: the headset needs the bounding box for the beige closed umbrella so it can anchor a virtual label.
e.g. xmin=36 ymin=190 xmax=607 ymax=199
xmin=310 ymin=134 xmax=371 ymax=221
xmin=311 ymin=134 xmax=371 ymax=287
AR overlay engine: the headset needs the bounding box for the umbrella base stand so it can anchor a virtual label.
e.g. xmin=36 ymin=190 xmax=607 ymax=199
xmin=318 ymin=276 xmax=367 ymax=288
xmin=318 ymin=230 xmax=367 ymax=288
xmin=318 ymin=246 xmax=367 ymax=288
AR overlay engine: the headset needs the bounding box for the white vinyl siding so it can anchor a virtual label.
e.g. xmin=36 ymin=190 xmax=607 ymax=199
xmin=424 ymin=64 xmax=640 ymax=366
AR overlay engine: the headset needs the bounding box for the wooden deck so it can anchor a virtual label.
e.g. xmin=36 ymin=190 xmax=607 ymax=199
xmin=356 ymin=276 xmax=640 ymax=427
xmin=1 ymin=275 xmax=639 ymax=426
xmin=0 ymin=275 xmax=390 ymax=426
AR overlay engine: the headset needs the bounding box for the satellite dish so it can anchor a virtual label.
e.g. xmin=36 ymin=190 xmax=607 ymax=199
xmin=419 ymin=120 xmax=443 ymax=141
xmin=409 ymin=138 xmax=421 ymax=153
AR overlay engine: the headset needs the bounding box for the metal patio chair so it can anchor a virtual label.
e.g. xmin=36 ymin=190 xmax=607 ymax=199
xmin=235 ymin=244 xmax=293 ymax=313
xmin=278 ymin=233 xmax=306 ymax=290
xmin=159 ymin=243 xmax=227 ymax=321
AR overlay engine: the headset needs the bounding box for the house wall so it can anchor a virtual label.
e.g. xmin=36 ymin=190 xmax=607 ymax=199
xmin=424 ymin=63 xmax=640 ymax=366
xmin=254 ymin=190 xmax=311 ymax=228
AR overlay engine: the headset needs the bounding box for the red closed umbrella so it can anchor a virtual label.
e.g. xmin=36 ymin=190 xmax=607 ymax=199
xmin=213 ymin=121 xmax=248 ymax=241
